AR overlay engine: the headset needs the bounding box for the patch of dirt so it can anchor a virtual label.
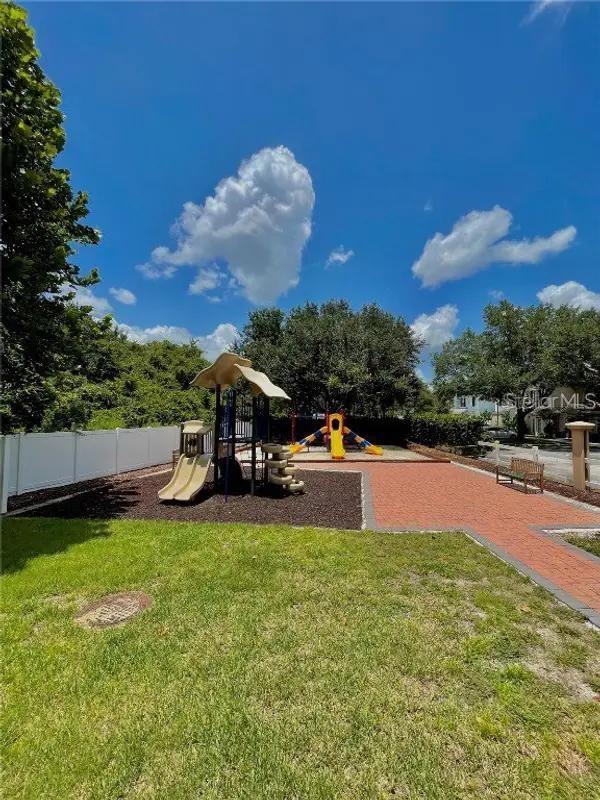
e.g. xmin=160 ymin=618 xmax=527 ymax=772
xmin=407 ymin=443 xmax=600 ymax=508
xmin=523 ymin=656 xmax=597 ymax=702
xmin=23 ymin=469 xmax=363 ymax=531
xmin=42 ymin=594 xmax=72 ymax=608
xmin=519 ymin=623 xmax=600 ymax=701
xmin=556 ymin=746 xmax=590 ymax=776
xmin=518 ymin=741 xmax=539 ymax=759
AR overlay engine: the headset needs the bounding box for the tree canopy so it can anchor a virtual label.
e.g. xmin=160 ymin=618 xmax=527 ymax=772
xmin=238 ymin=300 xmax=422 ymax=416
xmin=36 ymin=331 xmax=213 ymax=432
xmin=1 ymin=2 xmax=102 ymax=432
xmin=433 ymin=301 xmax=600 ymax=437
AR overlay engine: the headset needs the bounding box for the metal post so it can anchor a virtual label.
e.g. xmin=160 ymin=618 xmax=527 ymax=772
xmin=230 ymin=389 xmax=237 ymax=457
xmin=265 ymin=398 xmax=271 ymax=442
xmin=213 ymin=384 xmax=221 ymax=489
xmin=264 ymin=397 xmax=271 ymax=488
xmin=224 ymin=392 xmax=230 ymax=503
xmin=251 ymin=396 xmax=257 ymax=495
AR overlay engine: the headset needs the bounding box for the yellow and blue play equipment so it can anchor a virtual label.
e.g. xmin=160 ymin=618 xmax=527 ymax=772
xmin=290 ymin=412 xmax=383 ymax=459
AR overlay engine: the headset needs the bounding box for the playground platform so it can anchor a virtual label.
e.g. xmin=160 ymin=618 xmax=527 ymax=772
xmin=289 ymin=445 xmax=445 ymax=463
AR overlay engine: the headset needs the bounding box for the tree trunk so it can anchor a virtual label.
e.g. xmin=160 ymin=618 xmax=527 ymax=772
xmin=516 ymin=408 xmax=527 ymax=442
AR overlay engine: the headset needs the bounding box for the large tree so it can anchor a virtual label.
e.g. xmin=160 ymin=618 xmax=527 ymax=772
xmin=37 ymin=333 xmax=213 ymax=432
xmin=1 ymin=3 xmax=102 ymax=431
xmin=434 ymin=301 xmax=600 ymax=438
xmin=239 ymin=300 xmax=421 ymax=416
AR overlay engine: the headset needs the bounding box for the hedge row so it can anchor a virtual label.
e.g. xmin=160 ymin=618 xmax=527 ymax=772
xmin=405 ymin=413 xmax=486 ymax=448
xmin=270 ymin=412 xmax=485 ymax=449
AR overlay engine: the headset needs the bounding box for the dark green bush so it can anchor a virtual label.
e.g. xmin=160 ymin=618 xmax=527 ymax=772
xmin=406 ymin=413 xmax=486 ymax=448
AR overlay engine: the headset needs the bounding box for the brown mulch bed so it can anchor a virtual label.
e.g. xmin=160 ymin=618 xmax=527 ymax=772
xmin=19 ymin=469 xmax=363 ymax=531
xmin=6 ymin=463 xmax=172 ymax=513
xmin=407 ymin=442 xmax=600 ymax=509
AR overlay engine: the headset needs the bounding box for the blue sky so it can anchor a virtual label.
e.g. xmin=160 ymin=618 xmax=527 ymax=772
xmin=26 ymin=1 xmax=600 ymax=370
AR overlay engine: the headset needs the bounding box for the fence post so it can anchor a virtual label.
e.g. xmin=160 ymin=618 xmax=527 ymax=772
xmin=1 ymin=436 xmax=11 ymax=514
xmin=15 ymin=431 xmax=24 ymax=496
xmin=494 ymin=440 xmax=500 ymax=465
xmin=72 ymin=426 xmax=79 ymax=483
xmin=115 ymin=428 xmax=121 ymax=475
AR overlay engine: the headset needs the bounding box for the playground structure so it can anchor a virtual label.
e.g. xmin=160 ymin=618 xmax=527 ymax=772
xmin=290 ymin=412 xmax=383 ymax=460
xmin=158 ymin=354 xmax=385 ymax=503
xmin=158 ymin=420 xmax=212 ymax=502
xmin=262 ymin=443 xmax=304 ymax=493
xmin=159 ymin=352 xmax=292 ymax=503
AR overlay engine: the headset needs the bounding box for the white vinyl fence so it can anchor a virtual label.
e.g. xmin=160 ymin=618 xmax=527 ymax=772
xmin=0 ymin=426 xmax=180 ymax=512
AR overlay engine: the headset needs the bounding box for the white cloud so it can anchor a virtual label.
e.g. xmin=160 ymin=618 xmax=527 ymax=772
xmin=488 ymin=289 xmax=505 ymax=300
xmin=412 ymin=206 xmax=576 ymax=288
xmin=117 ymin=321 xmax=239 ymax=362
xmin=411 ymin=304 xmax=459 ymax=350
xmin=135 ymin=261 xmax=177 ymax=280
xmin=523 ymin=0 xmax=572 ymax=25
xmin=138 ymin=146 xmax=315 ymax=304
xmin=325 ymin=245 xmax=355 ymax=268
xmin=424 ymin=199 xmax=433 ymax=213
xmin=109 ymin=287 xmax=137 ymax=305
xmin=188 ymin=266 xmax=223 ymax=296
xmin=64 ymin=284 xmax=113 ymax=316
xmin=537 ymin=281 xmax=600 ymax=311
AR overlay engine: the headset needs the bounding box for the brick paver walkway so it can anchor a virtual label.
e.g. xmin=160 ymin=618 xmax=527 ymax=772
xmin=305 ymin=461 xmax=600 ymax=624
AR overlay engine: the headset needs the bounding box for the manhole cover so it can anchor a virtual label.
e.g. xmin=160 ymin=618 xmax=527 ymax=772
xmin=75 ymin=592 xmax=151 ymax=629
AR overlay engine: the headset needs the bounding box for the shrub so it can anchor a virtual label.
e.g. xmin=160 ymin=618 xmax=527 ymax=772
xmin=270 ymin=412 xmax=484 ymax=449
xmin=406 ymin=413 xmax=486 ymax=448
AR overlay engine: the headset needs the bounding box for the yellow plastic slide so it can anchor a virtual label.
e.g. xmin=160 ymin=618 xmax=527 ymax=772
xmin=328 ymin=413 xmax=346 ymax=460
xmin=158 ymin=454 xmax=212 ymax=502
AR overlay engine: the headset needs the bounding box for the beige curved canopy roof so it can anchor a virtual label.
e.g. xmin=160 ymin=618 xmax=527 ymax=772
xmin=190 ymin=352 xmax=290 ymax=400
xmin=235 ymin=364 xmax=290 ymax=399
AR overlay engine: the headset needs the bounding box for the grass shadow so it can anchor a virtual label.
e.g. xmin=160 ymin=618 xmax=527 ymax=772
xmin=2 ymin=514 xmax=113 ymax=574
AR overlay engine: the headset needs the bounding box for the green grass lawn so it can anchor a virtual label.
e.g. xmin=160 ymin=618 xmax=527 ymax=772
xmin=3 ymin=518 xmax=600 ymax=800
xmin=566 ymin=532 xmax=600 ymax=559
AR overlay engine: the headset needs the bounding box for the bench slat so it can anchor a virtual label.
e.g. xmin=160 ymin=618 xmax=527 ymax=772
xmin=496 ymin=456 xmax=544 ymax=491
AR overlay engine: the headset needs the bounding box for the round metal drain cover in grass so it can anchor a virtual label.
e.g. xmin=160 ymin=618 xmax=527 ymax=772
xmin=75 ymin=592 xmax=151 ymax=629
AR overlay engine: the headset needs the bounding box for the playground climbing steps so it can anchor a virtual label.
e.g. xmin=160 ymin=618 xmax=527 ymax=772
xmin=262 ymin=443 xmax=305 ymax=493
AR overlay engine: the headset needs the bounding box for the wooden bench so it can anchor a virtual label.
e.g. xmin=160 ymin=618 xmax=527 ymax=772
xmin=496 ymin=457 xmax=544 ymax=493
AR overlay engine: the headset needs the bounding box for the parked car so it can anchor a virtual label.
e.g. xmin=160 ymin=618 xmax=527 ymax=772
xmin=483 ymin=426 xmax=518 ymax=443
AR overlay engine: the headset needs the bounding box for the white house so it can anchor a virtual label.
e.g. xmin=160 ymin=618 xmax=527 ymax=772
xmin=453 ymin=387 xmax=600 ymax=437
xmin=451 ymin=395 xmax=497 ymax=415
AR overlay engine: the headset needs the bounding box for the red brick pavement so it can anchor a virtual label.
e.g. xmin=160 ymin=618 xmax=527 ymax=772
xmin=305 ymin=461 xmax=600 ymax=617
